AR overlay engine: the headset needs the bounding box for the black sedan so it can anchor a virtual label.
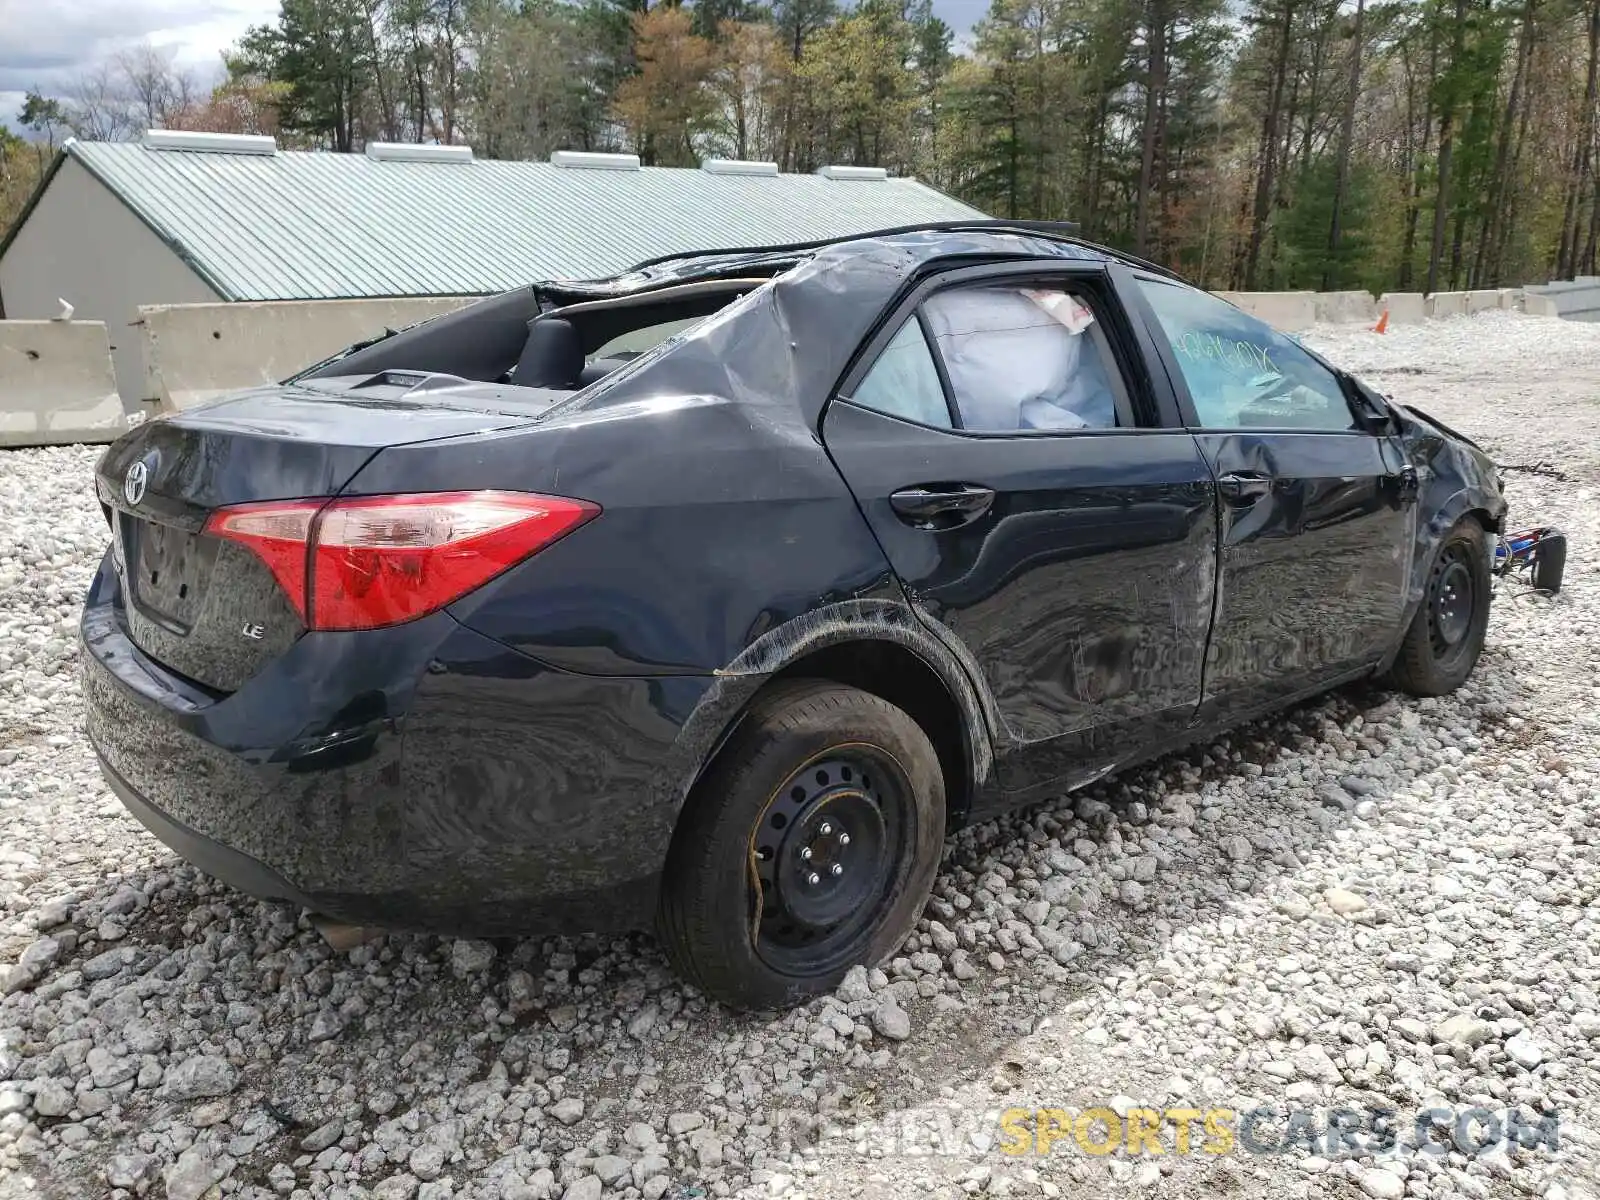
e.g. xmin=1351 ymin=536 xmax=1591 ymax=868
xmin=81 ymin=223 xmax=1506 ymax=1010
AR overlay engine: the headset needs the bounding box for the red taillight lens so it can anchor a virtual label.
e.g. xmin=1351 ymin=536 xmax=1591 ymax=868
xmin=205 ymin=491 xmax=598 ymax=631
xmin=205 ymin=501 xmax=323 ymax=621
xmin=308 ymin=492 xmax=598 ymax=630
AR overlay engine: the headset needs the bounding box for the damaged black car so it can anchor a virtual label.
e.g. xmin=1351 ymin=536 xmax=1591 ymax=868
xmin=82 ymin=223 xmax=1509 ymax=1010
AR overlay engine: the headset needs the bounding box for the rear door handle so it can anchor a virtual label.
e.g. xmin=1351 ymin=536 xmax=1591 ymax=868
xmin=889 ymin=484 xmax=996 ymax=529
xmin=1217 ymin=472 xmax=1273 ymax=505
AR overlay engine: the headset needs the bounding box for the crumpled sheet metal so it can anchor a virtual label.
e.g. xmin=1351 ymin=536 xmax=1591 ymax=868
xmin=573 ymin=231 xmax=1109 ymax=432
xmin=677 ymin=597 xmax=998 ymax=812
xmin=1391 ymin=402 xmax=1507 ymax=623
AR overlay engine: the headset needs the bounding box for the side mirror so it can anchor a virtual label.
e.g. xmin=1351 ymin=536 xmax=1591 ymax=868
xmin=1341 ymin=372 xmax=1396 ymax=434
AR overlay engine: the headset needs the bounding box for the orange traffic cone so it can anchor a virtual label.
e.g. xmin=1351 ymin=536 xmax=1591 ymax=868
xmin=1373 ymin=309 xmax=1389 ymax=334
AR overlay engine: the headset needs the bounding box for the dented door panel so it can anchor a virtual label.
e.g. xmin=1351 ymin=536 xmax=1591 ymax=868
xmin=821 ymin=401 xmax=1218 ymax=801
xmin=1193 ymin=431 xmax=1413 ymax=711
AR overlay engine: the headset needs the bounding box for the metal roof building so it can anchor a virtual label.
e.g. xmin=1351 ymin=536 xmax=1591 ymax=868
xmin=0 ymin=133 xmax=984 ymax=402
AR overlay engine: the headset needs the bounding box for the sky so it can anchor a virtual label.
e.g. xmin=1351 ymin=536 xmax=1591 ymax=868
xmin=0 ymin=0 xmax=989 ymax=135
xmin=0 ymin=0 xmax=277 ymax=131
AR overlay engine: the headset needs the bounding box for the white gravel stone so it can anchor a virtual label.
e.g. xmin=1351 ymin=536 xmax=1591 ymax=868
xmin=161 ymin=1055 xmax=238 ymax=1100
xmin=299 ymin=1117 xmax=344 ymax=1153
xmin=410 ymin=1143 xmax=448 ymax=1181
xmin=450 ymin=938 xmax=496 ymax=975
xmin=105 ymin=1152 xmax=159 ymax=1189
xmin=1323 ymin=886 xmax=1368 ymax=914
xmin=666 ymin=1111 xmax=705 ymax=1135
xmin=1505 ymin=1031 xmax=1544 ymax=1068
xmin=373 ymin=1175 xmax=421 ymax=1200
xmin=164 ymin=1146 xmax=231 ymax=1200
xmin=550 ymin=1097 xmax=585 ymax=1126
xmin=1433 ymin=1014 xmax=1493 ymax=1048
xmin=31 ymin=1079 xmax=73 ymax=1117
xmin=1359 ymin=1167 xmax=1406 ymax=1199
xmin=871 ymin=1000 xmax=912 ymax=1040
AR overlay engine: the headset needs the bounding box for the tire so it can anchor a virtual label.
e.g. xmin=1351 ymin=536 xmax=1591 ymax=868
xmin=1532 ymin=531 xmax=1566 ymax=594
xmin=1384 ymin=516 xmax=1492 ymax=696
xmin=657 ymin=679 xmax=946 ymax=1011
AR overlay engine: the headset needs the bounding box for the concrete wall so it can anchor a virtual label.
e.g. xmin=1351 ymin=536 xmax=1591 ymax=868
xmin=1312 ymin=290 xmax=1379 ymax=324
xmin=0 ymin=156 xmax=222 ymax=408
xmin=1524 ymin=277 xmax=1600 ymax=322
xmin=1213 ymin=291 xmax=1317 ymax=332
xmin=140 ymin=297 xmax=479 ymax=411
xmin=1377 ymin=293 xmax=1428 ymax=324
xmin=5 ymin=279 xmax=1590 ymax=446
xmin=0 ymin=321 xmax=126 ymax=447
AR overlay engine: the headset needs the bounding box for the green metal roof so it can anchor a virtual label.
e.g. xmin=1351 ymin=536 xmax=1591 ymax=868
xmin=48 ymin=140 xmax=987 ymax=302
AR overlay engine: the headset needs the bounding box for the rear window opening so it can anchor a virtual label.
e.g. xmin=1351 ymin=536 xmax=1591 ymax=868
xmin=296 ymin=278 xmax=773 ymax=396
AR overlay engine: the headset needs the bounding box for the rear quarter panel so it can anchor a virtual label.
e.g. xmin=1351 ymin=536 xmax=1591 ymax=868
xmin=344 ymin=393 xmax=898 ymax=676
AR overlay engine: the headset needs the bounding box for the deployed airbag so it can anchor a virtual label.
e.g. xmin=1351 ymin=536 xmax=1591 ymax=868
xmin=923 ymin=287 xmax=1117 ymax=431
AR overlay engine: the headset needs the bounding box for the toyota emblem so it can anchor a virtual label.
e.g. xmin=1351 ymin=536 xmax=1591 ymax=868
xmin=124 ymin=461 xmax=148 ymax=506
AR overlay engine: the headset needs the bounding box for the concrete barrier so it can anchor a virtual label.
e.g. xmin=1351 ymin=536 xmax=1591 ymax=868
xmin=0 ymin=321 xmax=127 ymax=448
xmin=7 ymin=277 xmax=1566 ymax=445
xmin=140 ymin=297 xmax=479 ymax=411
xmin=1213 ymin=291 xmax=1317 ymax=332
xmin=1524 ymin=278 xmax=1600 ymax=322
xmin=1426 ymin=292 xmax=1469 ymax=318
xmin=1312 ymin=290 xmax=1378 ymax=324
xmin=1376 ymin=293 xmax=1427 ymax=324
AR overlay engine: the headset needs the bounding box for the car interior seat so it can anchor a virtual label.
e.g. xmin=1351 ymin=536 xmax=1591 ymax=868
xmin=510 ymin=318 xmax=585 ymax=389
xmin=577 ymin=358 xmax=634 ymax=387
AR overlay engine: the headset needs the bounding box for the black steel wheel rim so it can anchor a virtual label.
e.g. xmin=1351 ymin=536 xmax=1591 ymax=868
xmin=1429 ymin=545 xmax=1476 ymax=657
xmin=750 ymin=748 xmax=909 ymax=977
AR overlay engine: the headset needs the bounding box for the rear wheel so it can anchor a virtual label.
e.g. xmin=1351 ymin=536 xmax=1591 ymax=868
xmin=1384 ymin=517 xmax=1492 ymax=696
xmin=657 ymin=680 xmax=945 ymax=1011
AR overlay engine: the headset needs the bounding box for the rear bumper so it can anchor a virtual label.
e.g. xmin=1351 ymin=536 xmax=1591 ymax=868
xmin=99 ymin=755 xmax=319 ymax=911
xmin=80 ymin=550 xmax=717 ymax=935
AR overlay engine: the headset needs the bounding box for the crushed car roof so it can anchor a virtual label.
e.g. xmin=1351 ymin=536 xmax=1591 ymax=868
xmin=538 ymin=222 xmax=1164 ymax=303
xmin=570 ymin=226 xmax=1174 ymax=432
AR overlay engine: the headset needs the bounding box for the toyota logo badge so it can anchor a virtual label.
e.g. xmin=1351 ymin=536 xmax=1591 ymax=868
xmin=124 ymin=461 xmax=148 ymax=506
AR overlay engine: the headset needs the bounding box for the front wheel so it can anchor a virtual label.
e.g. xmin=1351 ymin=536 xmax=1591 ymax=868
xmin=1384 ymin=516 xmax=1492 ymax=696
xmin=657 ymin=680 xmax=945 ymax=1011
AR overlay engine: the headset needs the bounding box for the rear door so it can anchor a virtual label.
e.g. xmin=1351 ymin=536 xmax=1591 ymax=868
xmin=821 ymin=261 xmax=1218 ymax=804
xmin=1129 ymin=276 xmax=1417 ymax=715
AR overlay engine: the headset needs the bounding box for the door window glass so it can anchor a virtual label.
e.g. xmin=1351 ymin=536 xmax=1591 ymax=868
xmin=847 ymin=316 xmax=953 ymax=428
xmin=1137 ymin=278 xmax=1357 ymax=431
xmin=922 ymin=287 xmax=1119 ymax=431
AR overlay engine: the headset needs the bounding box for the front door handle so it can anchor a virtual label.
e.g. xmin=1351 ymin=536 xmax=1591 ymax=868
xmin=889 ymin=483 xmax=996 ymax=530
xmin=1217 ymin=472 xmax=1273 ymax=506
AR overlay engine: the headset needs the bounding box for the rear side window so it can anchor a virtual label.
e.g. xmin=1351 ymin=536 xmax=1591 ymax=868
xmin=849 ymin=318 xmax=953 ymax=428
xmin=846 ymin=282 xmax=1129 ymax=432
xmin=923 ymin=287 xmax=1120 ymax=431
xmin=1138 ymin=279 xmax=1358 ymax=431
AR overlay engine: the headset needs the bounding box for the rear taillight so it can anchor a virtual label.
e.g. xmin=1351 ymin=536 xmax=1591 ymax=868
xmin=205 ymin=491 xmax=598 ymax=631
xmin=206 ymin=502 xmax=323 ymax=621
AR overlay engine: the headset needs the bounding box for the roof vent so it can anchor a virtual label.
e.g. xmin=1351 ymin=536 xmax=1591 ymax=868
xmin=817 ymin=165 xmax=888 ymax=182
xmin=142 ymin=129 xmax=276 ymax=156
xmin=366 ymin=142 xmax=474 ymax=163
xmin=701 ymin=158 xmax=779 ymax=177
xmin=550 ymin=150 xmax=641 ymax=171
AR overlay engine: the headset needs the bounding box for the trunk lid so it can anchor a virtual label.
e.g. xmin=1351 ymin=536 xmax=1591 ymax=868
xmin=95 ymin=376 xmax=552 ymax=692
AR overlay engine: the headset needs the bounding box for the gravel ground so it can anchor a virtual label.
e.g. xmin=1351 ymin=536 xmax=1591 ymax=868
xmin=1 ymin=310 xmax=1597 ymax=1200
